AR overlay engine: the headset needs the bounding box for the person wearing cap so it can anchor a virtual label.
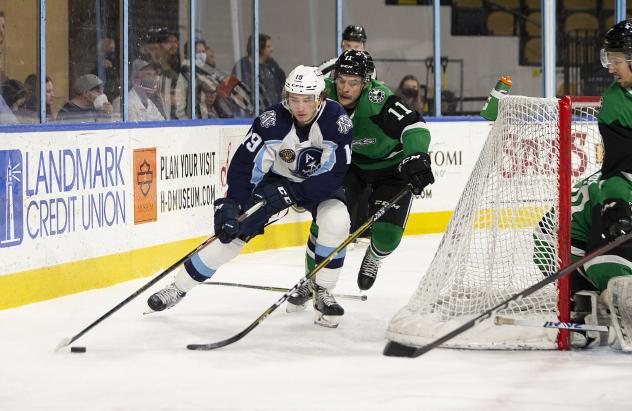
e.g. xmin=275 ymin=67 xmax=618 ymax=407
xmin=126 ymin=59 xmax=166 ymax=122
xmin=57 ymin=74 xmax=112 ymax=122
xmin=318 ymin=25 xmax=376 ymax=79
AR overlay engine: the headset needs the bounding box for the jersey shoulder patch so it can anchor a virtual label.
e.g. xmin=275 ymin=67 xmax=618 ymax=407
xmin=368 ymin=87 xmax=386 ymax=104
xmin=259 ymin=109 xmax=277 ymax=128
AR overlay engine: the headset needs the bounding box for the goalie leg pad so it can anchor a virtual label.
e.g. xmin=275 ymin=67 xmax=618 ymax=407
xmin=604 ymin=276 xmax=632 ymax=352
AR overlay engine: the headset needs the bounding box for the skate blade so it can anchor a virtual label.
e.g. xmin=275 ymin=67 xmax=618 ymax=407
xmin=143 ymin=308 xmax=158 ymax=315
xmin=286 ymin=302 xmax=307 ymax=313
xmin=313 ymin=312 xmax=342 ymax=328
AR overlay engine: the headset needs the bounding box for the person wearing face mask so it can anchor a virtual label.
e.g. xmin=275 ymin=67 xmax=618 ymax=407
xmin=395 ymin=75 xmax=425 ymax=117
xmin=126 ymin=59 xmax=165 ymax=121
xmin=57 ymin=74 xmax=112 ymax=122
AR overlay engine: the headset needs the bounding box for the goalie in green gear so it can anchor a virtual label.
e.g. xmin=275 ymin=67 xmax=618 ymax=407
xmin=533 ymin=19 xmax=632 ymax=351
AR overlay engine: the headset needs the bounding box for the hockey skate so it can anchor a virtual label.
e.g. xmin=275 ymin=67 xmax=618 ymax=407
xmin=312 ymin=283 xmax=344 ymax=328
xmin=286 ymin=280 xmax=312 ymax=313
xmin=146 ymin=282 xmax=186 ymax=312
xmin=357 ymin=247 xmax=382 ymax=290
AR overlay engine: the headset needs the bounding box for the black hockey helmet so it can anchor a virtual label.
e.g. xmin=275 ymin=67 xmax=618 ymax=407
xmin=334 ymin=49 xmax=374 ymax=84
xmin=342 ymin=25 xmax=367 ymax=43
xmin=603 ymin=19 xmax=632 ymax=52
xmin=601 ymin=19 xmax=632 ymax=68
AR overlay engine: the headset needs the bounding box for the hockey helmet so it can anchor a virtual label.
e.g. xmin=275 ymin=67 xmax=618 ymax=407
xmin=334 ymin=49 xmax=375 ymax=84
xmin=601 ymin=19 xmax=632 ymax=68
xmin=284 ymin=65 xmax=325 ymax=96
xmin=343 ymin=25 xmax=367 ymax=43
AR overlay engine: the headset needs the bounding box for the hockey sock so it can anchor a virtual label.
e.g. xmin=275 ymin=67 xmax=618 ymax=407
xmin=370 ymin=221 xmax=404 ymax=255
xmin=180 ymin=239 xmax=246 ymax=286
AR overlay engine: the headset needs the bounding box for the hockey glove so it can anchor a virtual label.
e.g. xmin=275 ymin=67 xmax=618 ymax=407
xmin=601 ymin=198 xmax=632 ymax=241
xmin=213 ymin=198 xmax=242 ymax=244
xmin=252 ymin=181 xmax=297 ymax=216
xmin=399 ymin=152 xmax=435 ymax=195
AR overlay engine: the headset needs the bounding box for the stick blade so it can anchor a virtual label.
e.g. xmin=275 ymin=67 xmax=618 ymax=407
xmin=382 ymin=341 xmax=425 ymax=358
xmin=55 ymin=337 xmax=72 ymax=352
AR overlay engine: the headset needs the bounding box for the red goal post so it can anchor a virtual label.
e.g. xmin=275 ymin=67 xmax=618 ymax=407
xmin=558 ymin=96 xmax=602 ymax=349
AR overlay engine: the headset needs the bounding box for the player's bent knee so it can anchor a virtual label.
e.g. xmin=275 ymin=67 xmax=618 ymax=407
xmin=196 ymin=238 xmax=246 ymax=269
xmin=372 ymin=222 xmax=404 ymax=254
xmin=316 ymin=199 xmax=350 ymax=245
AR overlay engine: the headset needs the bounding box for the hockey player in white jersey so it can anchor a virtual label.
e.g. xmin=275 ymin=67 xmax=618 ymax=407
xmin=147 ymin=65 xmax=353 ymax=327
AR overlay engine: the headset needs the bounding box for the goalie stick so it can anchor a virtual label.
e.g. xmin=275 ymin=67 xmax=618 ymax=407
xmin=187 ymin=186 xmax=412 ymax=351
xmin=494 ymin=316 xmax=609 ymax=333
xmin=201 ymin=281 xmax=367 ymax=301
xmin=54 ymin=201 xmax=265 ymax=352
xmin=383 ymin=229 xmax=632 ymax=358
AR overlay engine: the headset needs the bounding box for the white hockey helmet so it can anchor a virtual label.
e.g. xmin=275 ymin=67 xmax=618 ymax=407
xmin=284 ymin=65 xmax=325 ymax=96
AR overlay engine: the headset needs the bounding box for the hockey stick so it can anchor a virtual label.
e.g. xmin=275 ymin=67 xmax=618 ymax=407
xmin=494 ymin=316 xmax=609 ymax=333
xmin=187 ymin=186 xmax=412 ymax=351
xmin=201 ymin=281 xmax=368 ymax=301
xmin=383 ymin=230 xmax=632 ymax=358
xmin=54 ymin=201 xmax=265 ymax=351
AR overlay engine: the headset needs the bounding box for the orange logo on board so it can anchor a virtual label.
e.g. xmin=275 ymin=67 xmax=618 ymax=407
xmin=133 ymin=148 xmax=157 ymax=224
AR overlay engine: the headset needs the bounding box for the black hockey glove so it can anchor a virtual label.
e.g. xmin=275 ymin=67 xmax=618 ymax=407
xmin=213 ymin=198 xmax=242 ymax=244
xmin=252 ymin=180 xmax=297 ymax=216
xmin=399 ymin=152 xmax=435 ymax=195
xmin=601 ymin=198 xmax=632 ymax=241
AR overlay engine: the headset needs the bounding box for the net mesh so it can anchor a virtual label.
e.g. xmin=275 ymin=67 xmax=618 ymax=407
xmin=386 ymin=96 xmax=602 ymax=350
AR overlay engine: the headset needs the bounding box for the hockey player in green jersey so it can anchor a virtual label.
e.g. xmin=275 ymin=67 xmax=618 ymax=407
xmin=286 ymin=50 xmax=433 ymax=316
xmin=534 ymin=20 xmax=632 ymax=351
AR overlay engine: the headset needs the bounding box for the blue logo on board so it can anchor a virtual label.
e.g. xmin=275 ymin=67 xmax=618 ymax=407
xmin=0 ymin=150 xmax=23 ymax=247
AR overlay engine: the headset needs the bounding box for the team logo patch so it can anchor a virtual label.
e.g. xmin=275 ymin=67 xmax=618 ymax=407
xmin=279 ymin=149 xmax=296 ymax=163
xmin=260 ymin=110 xmax=276 ymax=128
xmin=351 ymin=137 xmax=376 ymax=147
xmin=368 ymin=88 xmax=385 ymax=104
xmin=336 ymin=114 xmax=353 ymax=134
xmin=293 ymin=147 xmax=323 ymax=178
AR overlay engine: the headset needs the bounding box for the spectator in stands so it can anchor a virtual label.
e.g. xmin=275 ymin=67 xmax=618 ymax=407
xmin=196 ymin=76 xmax=221 ymax=119
xmin=0 ymin=79 xmax=28 ymax=121
xmin=23 ymin=74 xmax=56 ymax=121
xmin=0 ymin=93 xmax=17 ymax=124
xmin=395 ymin=74 xmax=425 ymax=116
xmin=175 ymin=38 xmax=238 ymax=119
xmin=232 ymin=33 xmax=285 ymax=108
xmin=57 ymin=74 xmax=112 ymax=122
xmin=93 ymin=37 xmax=120 ymax=103
xmin=155 ymin=28 xmax=181 ymax=119
xmin=204 ymin=45 xmax=216 ymax=67
xmin=126 ymin=59 xmax=165 ymax=122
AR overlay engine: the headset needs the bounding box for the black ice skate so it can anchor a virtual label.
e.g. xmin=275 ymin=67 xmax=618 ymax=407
xmin=357 ymin=247 xmax=382 ymax=290
xmin=146 ymin=282 xmax=186 ymax=312
xmin=312 ymin=283 xmax=344 ymax=328
xmin=286 ymin=280 xmax=312 ymax=313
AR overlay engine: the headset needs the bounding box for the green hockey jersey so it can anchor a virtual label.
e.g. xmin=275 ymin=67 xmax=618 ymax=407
xmin=324 ymin=78 xmax=431 ymax=170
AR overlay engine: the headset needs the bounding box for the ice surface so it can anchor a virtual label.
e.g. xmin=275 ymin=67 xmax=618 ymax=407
xmin=1 ymin=234 xmax=631 ymax=411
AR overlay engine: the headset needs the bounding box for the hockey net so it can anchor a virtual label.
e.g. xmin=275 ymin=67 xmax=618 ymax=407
xmin=386 ymin=95 xmax=602 ymax=350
